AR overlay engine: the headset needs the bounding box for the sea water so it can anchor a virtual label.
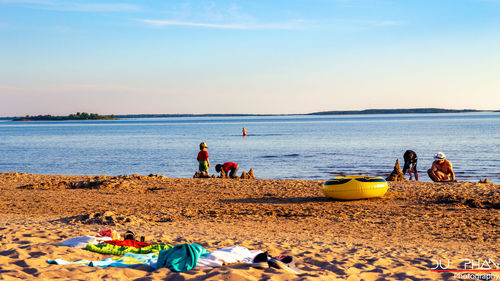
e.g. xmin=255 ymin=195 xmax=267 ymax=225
xmin=0 ymin=113 xmax=498 ymax=183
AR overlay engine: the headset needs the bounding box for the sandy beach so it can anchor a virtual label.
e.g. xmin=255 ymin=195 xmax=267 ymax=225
xmin=0 ymin=172 xmax=498 ymax=280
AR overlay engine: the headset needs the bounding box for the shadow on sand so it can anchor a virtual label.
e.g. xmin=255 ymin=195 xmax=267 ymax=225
xmin=220 ymin=196 xmax=333 ymax=204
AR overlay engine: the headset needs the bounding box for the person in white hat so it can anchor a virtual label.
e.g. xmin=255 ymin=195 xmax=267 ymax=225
xmin=427 ymin=152 xmax=456 ymax=182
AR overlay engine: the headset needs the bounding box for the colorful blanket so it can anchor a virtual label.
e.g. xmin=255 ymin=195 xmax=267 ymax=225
xmin=85 ymin=242 xmax=172 ymax=255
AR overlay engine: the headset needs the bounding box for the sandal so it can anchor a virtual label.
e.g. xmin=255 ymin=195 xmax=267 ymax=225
xmin=268 ymin=255 xmax=302 ymax=275
xmin=251 ymin=252 xmax=270 ymax=269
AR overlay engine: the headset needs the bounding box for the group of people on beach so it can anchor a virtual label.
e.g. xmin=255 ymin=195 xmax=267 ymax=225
xmin=196 ymin=142 xmax=239 ymax=178
xmin=198 ymin=126 xmax=455 ymax=182
xmin=403 ymin=150 xmax=456 ymax=182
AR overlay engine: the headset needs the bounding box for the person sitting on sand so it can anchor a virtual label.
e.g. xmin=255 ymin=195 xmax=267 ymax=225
xmin=427 ymin=152 xmax=455 ymax=182
xmin=197 ymin=142 xmax=210 ymax=177
xmin=215 ymin=162 xmax=239 ymax=178
xmin=403 ymin=150 xmax=418 ymax=181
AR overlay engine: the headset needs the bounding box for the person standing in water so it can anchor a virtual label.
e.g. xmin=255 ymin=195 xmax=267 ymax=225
xmin=403 ymin=150 xmax=418 ymax=181
xmin=242 ymin=127 xmax=248 ymax=136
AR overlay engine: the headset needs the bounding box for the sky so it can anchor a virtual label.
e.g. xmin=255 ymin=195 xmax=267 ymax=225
xmin=1 ymin=0 xmax=499 ymax=116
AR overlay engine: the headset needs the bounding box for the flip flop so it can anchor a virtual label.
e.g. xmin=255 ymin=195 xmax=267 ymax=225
xmin=251 ymin=252 xmax=270 ymax=269
xmin=268 ymin=255 xmax=303 ymax=275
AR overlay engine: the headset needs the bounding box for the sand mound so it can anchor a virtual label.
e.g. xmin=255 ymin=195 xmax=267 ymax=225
xmin=58 ymin=211 xmax=145 ymax=225
xmin=239 ymin=168 xmax=255 ymax=179
xmin=18 ymin=174 xmax=167 ymax=192
xmin=479 ymin=178 xmax=492 ymax=183
xmin=386 ymin=158 xmax=406 ymax=181
xmin=390 ymin=181 xmax=500 ymax=209
xmin=195 ymin=168 xmax=255 ymax=179
xmin=430 ymin=192 xmax=499 ymax=209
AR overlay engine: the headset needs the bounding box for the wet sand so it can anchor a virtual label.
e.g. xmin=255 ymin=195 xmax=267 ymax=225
xmin=0 ymin=172 xmax=498 ymax=280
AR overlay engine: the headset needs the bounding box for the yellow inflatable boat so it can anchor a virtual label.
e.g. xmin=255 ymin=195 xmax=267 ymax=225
xmin=322 ymin=176 xmax=389 ymax=200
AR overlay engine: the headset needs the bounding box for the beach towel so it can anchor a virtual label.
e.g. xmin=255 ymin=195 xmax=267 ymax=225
xmin=156 ymin=243 xmax=208 ymax=272
xmin=85 ymin=242 xmax=172 ymax=255
xmin=48 ymin=252 xmax=158 ymax=268
xmin=49 ymin=245 xmax=262 ymax=271
xmin=59 ymin=235 xmax=112 ymax=249
xmin=47 ymin=259 xmax=91 ymax=265
xmin=90 ymin=252 xmax=158 ymax=268
xmin=196 ymin=246 xmax=263 ymax=267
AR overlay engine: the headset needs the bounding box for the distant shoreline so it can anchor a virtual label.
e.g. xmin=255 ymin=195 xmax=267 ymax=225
xmin=11 ymin=112 xmax=117 ymax=122
xmin=115 ymin=108 xmax=495 ymax=118
xmin=1 ymin=108 xmax=499 ymax=120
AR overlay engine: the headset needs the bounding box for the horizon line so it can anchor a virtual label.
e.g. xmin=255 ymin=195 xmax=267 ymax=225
xmin=1 ymin=108 xmax=499 ymax=119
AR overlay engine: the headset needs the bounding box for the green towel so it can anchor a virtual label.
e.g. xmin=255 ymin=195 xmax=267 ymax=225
xmin=156 ymin=243 xmax=208 ymax=272
xmin=85 ymin=242 xmax=173 ymax=256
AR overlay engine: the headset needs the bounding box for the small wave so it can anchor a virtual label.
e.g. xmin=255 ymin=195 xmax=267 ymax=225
xmin=261 ymin=154 xmax=300 ymax=158
xmin=245 ymin=133 xmax=284 ymax=137
xmin=328 ymin=170 xmax=389 ymax=176
xmin=329 ymin=171 xmax=347 ymax=176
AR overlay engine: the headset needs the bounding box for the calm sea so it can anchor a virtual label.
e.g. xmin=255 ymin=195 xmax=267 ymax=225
xmin=0 ymin=113 xmax=498 ymax=183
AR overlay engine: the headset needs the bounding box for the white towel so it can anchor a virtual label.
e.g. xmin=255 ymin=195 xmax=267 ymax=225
xmin=197 ymin=246 xmax=263 ymax=267
xmin=59 ymin=235 xmax=112 ymax=249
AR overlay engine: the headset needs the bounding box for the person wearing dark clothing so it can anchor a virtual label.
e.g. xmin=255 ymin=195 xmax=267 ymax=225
xmin=403 ymin=150 xmax=418 ymax=181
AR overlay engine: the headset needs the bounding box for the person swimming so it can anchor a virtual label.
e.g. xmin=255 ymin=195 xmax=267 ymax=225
xmin=242 ymin=127 xmax=248 ymax=136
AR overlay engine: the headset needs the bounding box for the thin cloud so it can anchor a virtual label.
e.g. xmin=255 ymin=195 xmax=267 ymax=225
xmin=0 ymin=0 xmax=141 ymax=12
xmin=46 ymin=3 xmax=141 ymax=12
xmin=135 ymin=19 xmax=307 ymax=30
xmin=0 ymin=0 xmax=54 ymax=4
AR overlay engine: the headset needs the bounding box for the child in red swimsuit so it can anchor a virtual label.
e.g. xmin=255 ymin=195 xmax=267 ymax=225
xmin=215 ymin=162 xmax=239 ymax=178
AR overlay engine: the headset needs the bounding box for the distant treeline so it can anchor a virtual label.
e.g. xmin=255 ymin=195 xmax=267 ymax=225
xmin=116 ymin=108 xmax=491 ymax=118
xmin=308 ymin=108 xmax=483 ymax=115
xmin=109 ymin=108 xmax=494 ymax=118
xmin=13 ymin=112 xmax=116 ymax=121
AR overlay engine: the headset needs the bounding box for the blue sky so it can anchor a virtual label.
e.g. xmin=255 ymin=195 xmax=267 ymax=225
xmin=1 ymin=0 xmax=499 ymax=115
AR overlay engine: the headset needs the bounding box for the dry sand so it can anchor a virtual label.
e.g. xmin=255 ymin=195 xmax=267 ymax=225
xmin=0 ymin=172 xmax=498 ymax=280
